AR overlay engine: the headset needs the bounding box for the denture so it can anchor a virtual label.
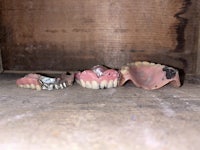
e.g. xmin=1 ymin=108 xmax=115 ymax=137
xmin=119 ymin=61 xmax=181 ymax=90
xmin=75 ymin=65 xmax=120 ymax=89
xmin=16 ymin=72 xmax=74 ymax=91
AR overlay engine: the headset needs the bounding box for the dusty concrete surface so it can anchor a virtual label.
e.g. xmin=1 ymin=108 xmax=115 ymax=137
xmin=0 ymin=73 xmax=200 ymax=150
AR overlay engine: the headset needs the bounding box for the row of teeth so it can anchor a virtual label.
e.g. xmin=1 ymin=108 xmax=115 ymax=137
xmin=77 ymin=79 xmax=118 ymax=89
xmin=41 ymin=82 xmax=68 ymax=90
xmin=17 ymin=82 xmax=68 ymax=91
xmin=18 ymin=84 xmax=42 ymax=91
xmin=127 ymin=61 xmax=157 ymax=66
xmin=120 ymin=61 xmax=163 ymax=74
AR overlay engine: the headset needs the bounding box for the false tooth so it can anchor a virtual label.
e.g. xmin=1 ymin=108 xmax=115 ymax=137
xmin=30 ymin=84 xmax=35 ymax=89
xmin=19 ymin=84 xmax=23 ymax=88
xmin=113 ymin=79 xmax=118 ymax=87
xmin=48 ymin=84 xmax=54 ymax=90
xmin=134 ymin=61 xmax=142 ymax=66
xmin=120 ymin=66 xmax=129 ymax=74
xmin=60 ymin=84 xmax=64 ymax=89
xmin=25 ymin=84 xmax=30 ymax=88
xmin=63 ymin=82 xmax=67 ymax=88
xmin=80 ymin=79 xmax=86 ymax=88
xmin=107 ymin=80 xmax=113 ymax=88
xmin=55 ymin=84 xmax=59 ymax=89
xmin=142 ymin=61 xmax=150 ymax=65
xmin=85 ymin=81 xmax=92 ymax=88
xmin=92 ymin=81 xmax=99 ymax=89
xmin=36 ymin=85 xmax=42 ymax=91
xmin=150 ymin=62 xmax=155 ymax=65
xmin=100 ymin=80 xmax=107 ymax=89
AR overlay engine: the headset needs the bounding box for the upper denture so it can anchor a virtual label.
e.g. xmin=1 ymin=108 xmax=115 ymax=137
xmin=119 ymin=61 xmax=181 ymax=90
xmin=75 ymin=65 xmax=120 ymax=89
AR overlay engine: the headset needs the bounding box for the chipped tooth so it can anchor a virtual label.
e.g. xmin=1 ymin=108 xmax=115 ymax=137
xmin=107 ymin=80 xmax=113 ymax=88
xmin=36 ymin=85 xmax=42 ymax=91
xmin=85 ymin=81 xmax=92 ymax=89
xmin=91 ymin=81 xmax=99 ymax=89
xmin=113 ymin=79 xmax=118 ymax=87
xmin=80 ymin=79 xmax=86 ymax=88
xmin=100 ymin=80 xmax=107 ymax=89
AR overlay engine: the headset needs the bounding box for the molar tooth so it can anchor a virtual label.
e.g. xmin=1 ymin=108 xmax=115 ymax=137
xmin=120 ymin=66 xmax=129 ymax=74
xmin=100 ymin=80 xmax=107 ymax=89
xmin=85 ymin=81 xmax=92 ymax=89
xmin=142 ymin=61 xmax=150 ymax=65
xmin=92 ymin=81 xmax=99 ymax=89
xmin=113 ymin=79 xmax=118 ymax=87
xmin=107 ymin=80 xmax=113 ymax=88
xmin=150 ymin=62 xmax=155 ymax=65
xmin=80 ymin=79 xmax=86 ymax=88
xmin=134 ymin=61 xmax=142 ymax=66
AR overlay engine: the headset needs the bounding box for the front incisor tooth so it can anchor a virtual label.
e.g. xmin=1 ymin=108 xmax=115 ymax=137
xmin=100 ymin=80 xmax=107 ymax=89
xmin=113 ymin=79 xmax=118 ymax=87
xmin=107 ymin=80 xmax=113 ymax=88
xmin=85 ymin=81 xmax=92 ymax=89
xmin=80 ymin=79 xmax=86 ymax=88
xmin=91 ymin=81 xmax=99 ymax=89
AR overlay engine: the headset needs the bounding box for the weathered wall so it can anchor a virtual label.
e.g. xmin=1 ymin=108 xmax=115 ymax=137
xmin=196 ymin=0 xmax=200 ymax=74
xmin=0 ymin=0 xmax=196 ymax=73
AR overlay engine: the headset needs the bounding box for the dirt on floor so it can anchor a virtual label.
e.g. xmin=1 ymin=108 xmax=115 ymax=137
xmin=0 ymin=73 xmax=200 ymax=150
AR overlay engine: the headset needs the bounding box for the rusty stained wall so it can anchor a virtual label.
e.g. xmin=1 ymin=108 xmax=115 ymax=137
xmin=0 ymin=0 xmax=196 ymax=73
